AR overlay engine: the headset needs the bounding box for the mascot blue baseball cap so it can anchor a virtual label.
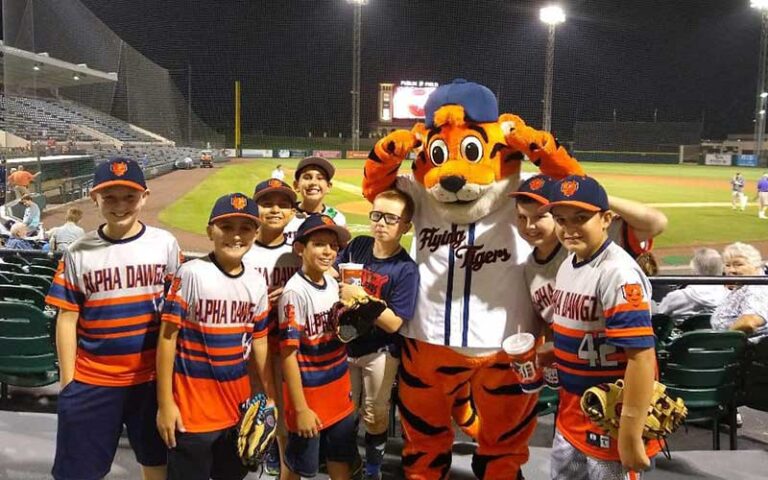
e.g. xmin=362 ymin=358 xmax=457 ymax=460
xmin=424 ymin=79 xmax=499 ymax=128
xmin=208 ymin=193 xmax=260 ymax=225
xmin=92 ymin=158 xmax=147 ymax=192
xmin=295 ymin=214 xmax=351 ymax=246
xmin=509 ymin=174 xmax=556 ymax=205
xmin=541 ymin=175 xmax=609 ymax=212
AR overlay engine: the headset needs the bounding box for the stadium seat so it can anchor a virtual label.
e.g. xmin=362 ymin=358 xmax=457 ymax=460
xmin=0 ymin=285 xmax=48 ymax=312
xmin=27 ymin=265 xmax=56 ymax=278
xmin=743 ymin=336 xmax=768 ymax=413
xmin=652 ymin=313 xmax=675 ymax=346
xmin=0 ymin=263 xmax=27 ymax=274
xmin=658 ymin=330 xmax=747 ymax=450
xmin=678 ymin=314 xmax=712 ymax=332
xmin=2 ymin=273 xmax=52 ymax=293
xmin=536 ymin=386 xmax=559 ymax=417
xmin=0 ymin=302 xmax=58 ymax=402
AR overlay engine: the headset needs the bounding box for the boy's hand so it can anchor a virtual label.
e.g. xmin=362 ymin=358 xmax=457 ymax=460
xmin=618 ymin=433 xmax=650 ymax=472
xmin=296 ymin=408 xmax=322 ymax=438
xmin=156 ymin=402 xmax=186 ymax=448
xmin=268 ymin=286 xmax=284 ymax=304
xmin=339 ymin=283 xmax=366 ymax=302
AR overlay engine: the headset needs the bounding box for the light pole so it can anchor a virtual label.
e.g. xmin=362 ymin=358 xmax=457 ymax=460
xmin=540 ymin=4 xmax=565 ymax=133
xmin=348 ymin=0 xmax=367 ymax=151
xmin=752 ymin=0 xmax=768 ymax=166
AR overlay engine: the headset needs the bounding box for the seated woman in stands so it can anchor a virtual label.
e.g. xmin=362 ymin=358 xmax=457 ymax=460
xmin=711 ymin=242 xmax=768 ymax=342
xmin=658 ymin=248 xmax=728 ymax=322
xmin=5 ymin=223 xmax=36 ymax=250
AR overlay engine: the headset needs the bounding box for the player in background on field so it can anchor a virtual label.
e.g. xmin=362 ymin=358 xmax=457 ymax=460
xmin=279 ymin=215 xmax=357 ymax=480
xmin=156 ymin=193 xmax=274 ymax=480
xmin=335 ymin=189 xmax=419 ymax=480
xmin=757 ymin=172 xmax=768 ymax=219
xmin=284 ymin=156 xmax=347 ymax=243
xmin=46 ymin=158 xmax=182 ymax=480
xmin=542 ymin=175 xmax=659 ymax=479
xmin=731 ymin=172 xmax=747 ymax=211
xmin=243 ymin=178 xmax=302 ymax=478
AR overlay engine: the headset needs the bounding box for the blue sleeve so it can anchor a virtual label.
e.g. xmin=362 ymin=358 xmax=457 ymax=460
xmin=335 ymin=239 xmax=353 ymax=269
xmin=386 ymin=261 xmax=419 ymax=321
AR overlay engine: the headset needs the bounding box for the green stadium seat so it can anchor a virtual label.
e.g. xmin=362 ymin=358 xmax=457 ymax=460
xmin=0 ymin=263 xmax=26 ymax=274
xmin=0 ymin=254 xmax=31 ymax=267
xmin=743 ymin=336 xmax=768 ymax=413
xmin=658 ymin=330 xmax=747 ymax=450
xmin=0 ymin=285 xmax=47 ymax=312
xmin=536 ymin=386 xmax=559 ymax=417
xmin=27 ymin=265 xmax=57 ymax=278
xmin=2 ymin=273 xmax=52 ymax=293
xmin=0 ymin=301 xmax=58 ymax=401
xmin=678 ymin=314 xmax=712 ymax=332
xmin=652 ymin=313 xmax=675 ymax=346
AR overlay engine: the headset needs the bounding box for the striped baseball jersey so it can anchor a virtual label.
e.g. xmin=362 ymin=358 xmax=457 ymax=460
xmin=551 ymin=240 xmax=659 ymax=461
xmin=396 ymin=175 xmax=535 ymax=349
xmin=284 ymin=205 xmax=347 ymax=244
xmin=524 ymin=220 xmax=641 ymax=326
xmin=278 ymin=271 xmax=354 ymax=431
xmin=161 ymin=254 xmax=270 ymax=432
xmin=45 ymin=224 xmax=182 ymax=387
xmin=242 ymin=238 xmax=302 ymax=346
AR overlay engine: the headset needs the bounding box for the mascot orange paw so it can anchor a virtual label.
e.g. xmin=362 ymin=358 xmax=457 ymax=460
xmin=500 ymin=113 xmax=584 ymax=179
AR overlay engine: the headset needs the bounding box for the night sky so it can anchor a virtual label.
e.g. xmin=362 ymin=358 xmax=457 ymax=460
xmin=1 ymin=0 xmax=763 ymax=140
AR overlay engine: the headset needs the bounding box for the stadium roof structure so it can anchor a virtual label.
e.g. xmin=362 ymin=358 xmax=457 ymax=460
xmin=1 ymin=41 xmax=117 ymax=89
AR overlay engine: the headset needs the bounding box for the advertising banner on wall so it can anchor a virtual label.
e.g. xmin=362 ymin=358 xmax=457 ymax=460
xmin=704 ymin=153 xmax=732 ymax=166
xmin=312 ymin=150 xmax=342 ymax=159
xmin=277 ymin=149 xmax=291 ymax=158
xmin=345 ymin=150 xmax=369 ymax=159
xmin=736 ymin=154 xmax=758 ymax=167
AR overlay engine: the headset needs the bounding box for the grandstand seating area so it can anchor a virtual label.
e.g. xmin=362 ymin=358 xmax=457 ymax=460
xmin=2 ymin=93 xmax=158 ymax=143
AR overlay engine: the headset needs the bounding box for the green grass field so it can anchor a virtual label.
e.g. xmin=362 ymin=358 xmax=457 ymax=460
xmin=159 ymin=158 xmax=768 ymax=263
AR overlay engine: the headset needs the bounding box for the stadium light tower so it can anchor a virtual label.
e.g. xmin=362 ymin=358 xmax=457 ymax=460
xmin=348 ymin=0 xmax=368 ymax=151
xmin=540 ymin=4 xmax=565 ymax=132
xmin=752 ymin=0 xmax=768 ymax=166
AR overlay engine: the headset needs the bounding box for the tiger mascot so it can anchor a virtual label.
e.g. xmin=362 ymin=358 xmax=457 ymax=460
xmin=362 ymin=79 xmax=584 ymax=479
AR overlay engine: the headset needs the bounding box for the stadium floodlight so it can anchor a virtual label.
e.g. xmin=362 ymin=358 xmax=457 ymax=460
xmin=540 ymin=5 xmax=565 ymax=25
xmin=347 ymin=0 xmax=368 ymax=151
xmin=540 ymin=4 xmax=565 ymax=132
xmin=753 ymin=1 xmax=768 ymax=166
xmin=32 ymin=64 xmax=40 ymax=71
xmin=72 ymin=74 xmax=80 ymax=81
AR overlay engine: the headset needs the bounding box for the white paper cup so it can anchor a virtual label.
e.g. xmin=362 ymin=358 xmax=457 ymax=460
xmin=339 ymin=263 xmax=364 ymax=286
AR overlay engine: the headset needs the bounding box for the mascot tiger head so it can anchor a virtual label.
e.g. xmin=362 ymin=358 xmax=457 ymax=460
xmin=363 ymin=79 xmax=583 ymax=225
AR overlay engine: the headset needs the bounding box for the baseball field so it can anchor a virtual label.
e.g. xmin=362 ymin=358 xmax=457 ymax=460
xmin=157 ymin=158 xmax=768 ymax=265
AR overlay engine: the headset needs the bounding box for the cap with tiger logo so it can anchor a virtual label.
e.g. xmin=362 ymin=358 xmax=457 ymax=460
xmin=540 ymin=175 xmax=609 ymax=212
xmin=208 ymin=193 xmax=260 ymax=225
xmin=92 ymin=157 xmax=147 ymax=192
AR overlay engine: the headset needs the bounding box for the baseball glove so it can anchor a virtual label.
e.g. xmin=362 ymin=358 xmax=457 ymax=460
xmin=332 ymin=293 xmax=387 ymax=343
xmin=580 ymin=379 xmax=687 ymax=440
xmin=236 ymin=393 xmax=277 ymax=471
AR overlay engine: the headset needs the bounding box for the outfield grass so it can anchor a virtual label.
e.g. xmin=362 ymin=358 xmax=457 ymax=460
xmin=159 ymin=158 xmax=767 ymax=257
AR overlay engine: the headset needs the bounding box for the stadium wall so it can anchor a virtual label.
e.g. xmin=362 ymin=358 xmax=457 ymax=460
xmin=573 ymin=151 xmax=679 ymax=164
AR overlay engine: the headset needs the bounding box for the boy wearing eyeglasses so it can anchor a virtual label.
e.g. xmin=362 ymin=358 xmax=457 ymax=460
xmin=335 ymin=189 xmax=419 ymax=480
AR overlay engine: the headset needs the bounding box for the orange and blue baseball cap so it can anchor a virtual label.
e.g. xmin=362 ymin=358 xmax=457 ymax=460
xmin=295 ymin=214 xmax=351 ymax=246
xmin=253 ymin=178 xmax=298 ymax=204
xmin=424 ymin=79 xmax=498 ymax=128
xmin=208 ymin=193 xmax=260 ymax=225
xmin=509 ymin=174 xmax=556 ymax=205
xmin=541 ymin=175 xmax=609 ymax=212
xmin=92 ymin=158 xmax=146 ymax=192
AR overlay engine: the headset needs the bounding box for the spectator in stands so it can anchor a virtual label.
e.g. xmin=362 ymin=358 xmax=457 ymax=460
xmin=6 ymin=223 xmax=35 ymax=250
xmin=271 ymin=164 xmax=285 ymax=181
xmin=711 ymin=242 xmax=768 ymax=342
xmin=8 ymin=165 xmax=41 ymax=199
xmin=48 ymin=207 xmax=85 ymax=252
xmin=20 ymin=194 xmax=41 ymax=236
xmin=0 ymin=158 xmax=6 ymax=204
xmin=141 ymin=154 xmax=149 ymax=171
xmin=658 ymin=248 xmax=728 ymax=321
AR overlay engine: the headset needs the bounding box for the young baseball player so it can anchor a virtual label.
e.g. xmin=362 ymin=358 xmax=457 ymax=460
xmin=156 ymin=193 xmax=274 ymax=480
xmin=284 ymin=156 xmax=347 ymax=243
xmin=243 ymin=178 xmax=302 ymax=477
xmin=279 ymin=214 xmax=357 ymax=480
xmin=731 ymin=172 xmax=747 ymax=211
xmin=542 ymin=175 xmax=659 ymax=479
xmin=511 ymin=174 xmax=668 ymax=327
xmin=45 ymin=158 xmax=182 ymax=480
xmin=335 ymin=189 xmax=419 ymax=480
